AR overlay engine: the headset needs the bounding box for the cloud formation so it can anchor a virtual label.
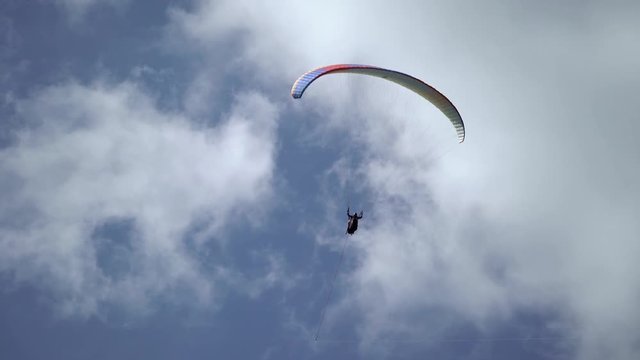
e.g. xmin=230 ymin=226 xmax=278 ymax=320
xmin=169 ymin=1 xmax=640 ymax=359
xmin=0 ymin=81 xmax=280 ymax=318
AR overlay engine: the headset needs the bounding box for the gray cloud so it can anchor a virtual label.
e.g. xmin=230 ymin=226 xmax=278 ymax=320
xmin=54 ymin=0 xmax=130 ymax=22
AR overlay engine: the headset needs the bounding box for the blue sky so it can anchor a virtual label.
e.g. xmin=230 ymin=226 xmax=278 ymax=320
xmin=1 ymin=1 xmax=639 ymax=359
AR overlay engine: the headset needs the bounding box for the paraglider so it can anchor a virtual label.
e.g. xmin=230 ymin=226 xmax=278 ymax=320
xmin=291 ymin=64 xmax=466 ymax=234
xmin=346 ymin=207 xmax=363 ymax=235
xmin=291 ymin=64 xmax=465 ymax=143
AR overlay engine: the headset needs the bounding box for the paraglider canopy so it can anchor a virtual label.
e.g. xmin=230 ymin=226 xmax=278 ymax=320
xmin=291 ymin=64 xmax=465 ymax=143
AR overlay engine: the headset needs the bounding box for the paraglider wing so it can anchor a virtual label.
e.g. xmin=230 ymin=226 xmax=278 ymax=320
xmin=291 ymin=64 xmax=465 ymax=143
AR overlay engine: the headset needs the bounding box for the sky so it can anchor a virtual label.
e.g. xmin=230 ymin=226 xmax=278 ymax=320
xmin=1 ymin=1 xmax=639 ymax=359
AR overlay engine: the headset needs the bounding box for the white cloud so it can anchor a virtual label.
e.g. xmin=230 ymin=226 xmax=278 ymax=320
xmin=168 ymin=1 xmax=640 ymax=359
xmin=0 ymin=80 xmax=280 ymax=318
